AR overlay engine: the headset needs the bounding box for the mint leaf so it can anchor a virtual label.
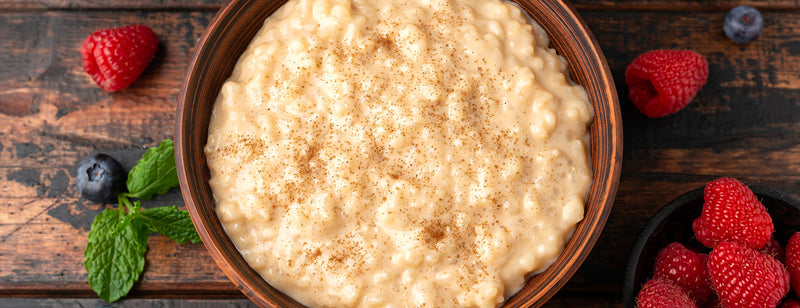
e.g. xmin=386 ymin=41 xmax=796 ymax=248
xmin=125 ymin=139 xmax=179 ymax=200
xmin=83 ymin=139 xmax=197 ymax=303
xmin=137 ymin=206 xmax=202 ymax=244
xmin=84 ymin=208 xmax=149 ymax=302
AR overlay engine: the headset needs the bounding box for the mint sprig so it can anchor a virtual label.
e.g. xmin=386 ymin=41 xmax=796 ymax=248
xmin=85 ymin=208 xmax=148 ymax=303
xmin=84 ymin=139 xmax=201 ymax=302
xmin=123 ymin=139 xmax=179 ymax=200
xmin=138 ymin=206 xmax=202 ymax=244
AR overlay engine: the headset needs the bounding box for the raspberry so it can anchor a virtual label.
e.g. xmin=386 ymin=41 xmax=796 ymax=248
xmin=81 ymin=24 xmax=158 ymax=92
xmin=692 ymin=177 xmax=773 ymax=249
xmin=708 ymin=241 xmax=790 ymax=308
xmin=786 ymin=232 xmax=800 ymax=297
xmin=636 ymin=277 xmax=697 ymax=308
xmin=625 ymin=49 xmax=708 ymax=118
xmin=653 ymin=242 xmax=712 ymax=303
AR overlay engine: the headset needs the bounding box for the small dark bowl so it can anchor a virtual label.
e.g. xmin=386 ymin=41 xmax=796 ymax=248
xmin=176 ymin=0 xmax=622 ymax=306
xmin=622 ymin=185 xmax=800 ymax=307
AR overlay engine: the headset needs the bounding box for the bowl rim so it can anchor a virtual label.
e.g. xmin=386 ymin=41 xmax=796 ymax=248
xmin=500 ymin=1 xmax=622 ymax=306
xmin=176 ymin=0 xmax=623 ymax=307
xmin=621 ymin=184 xmax=800 ymax=307
xmin=621 ymin=187 xmax=704 ymax=307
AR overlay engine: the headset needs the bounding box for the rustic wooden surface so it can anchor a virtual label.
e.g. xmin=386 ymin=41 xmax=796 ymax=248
xmin=2 ymin=0 xmax=799 ymax=307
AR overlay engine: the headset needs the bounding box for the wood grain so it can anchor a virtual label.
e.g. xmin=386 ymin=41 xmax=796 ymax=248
xmin=559 ymin=9 xmax=800 ymax=303
xmin=0 ymin=0 xmax=228 ymax=10
xmin=2 ymin=0 xmax=800 ymax=307
xmin=0 ymin=10 xmax=236 ymax=298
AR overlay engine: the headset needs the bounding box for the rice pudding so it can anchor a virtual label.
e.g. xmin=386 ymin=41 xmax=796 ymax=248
xmin=204 ymin=0 xmax=593 ymax=306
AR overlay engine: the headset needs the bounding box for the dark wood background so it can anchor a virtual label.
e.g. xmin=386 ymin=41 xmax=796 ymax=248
xmin=2 ymin=0 xmax=799 ymax=307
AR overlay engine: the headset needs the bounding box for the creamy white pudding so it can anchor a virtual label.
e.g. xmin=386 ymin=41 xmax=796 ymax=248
xmin=205 ymin=0 xmax=593 ymax=306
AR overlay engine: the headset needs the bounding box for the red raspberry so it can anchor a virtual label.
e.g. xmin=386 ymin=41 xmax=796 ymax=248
xmin=692 ymin=177 xmax=773 ymax=249
xmin=636 ymin=277 xmax=697 ymax=308
xmin=81 ymin=24 xmax=158 ymax=92
xmin=708 ymin=241 xmax=790 ymax=308
xmin=786 ymin=232 xmax=800 ymax=297
xmin=653 ymin=242 xmax=712 ymax=303
xmin=762 ymin=237 xmax=786 ymax=263
xmin=625 ymin=49 xmax=708 ymax=118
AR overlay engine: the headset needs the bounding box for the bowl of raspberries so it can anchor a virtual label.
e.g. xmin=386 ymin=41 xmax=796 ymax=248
xmin=623 ymin=177 xmax=800 ymax=307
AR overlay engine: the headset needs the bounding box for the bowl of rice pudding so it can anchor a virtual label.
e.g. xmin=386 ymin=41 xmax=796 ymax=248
xmin=176 ymin=0 xmax=622 ymax=306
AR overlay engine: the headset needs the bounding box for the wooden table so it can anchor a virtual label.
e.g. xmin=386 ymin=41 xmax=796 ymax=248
xmin=2 ymin=0 xmax=798 ymax=307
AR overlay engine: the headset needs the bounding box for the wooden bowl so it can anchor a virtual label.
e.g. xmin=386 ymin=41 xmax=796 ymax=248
xmin=622 ymin=185 xmax=800 ymax=307
xmin=176 ymin=0 xmax=622 ymax=306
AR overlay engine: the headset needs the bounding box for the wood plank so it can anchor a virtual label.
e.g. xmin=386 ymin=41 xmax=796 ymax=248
xmin=559 ymin=9 xmax=800 ymax=297
xmin=0 ymin=0 xmax=229 ymax=10
xmin=0 ymin=10 xmax=237 ymax=297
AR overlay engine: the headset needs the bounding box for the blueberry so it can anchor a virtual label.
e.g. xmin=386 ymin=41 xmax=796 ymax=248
xmin=76 ymin=153 xmax=127 ymax=203
xmin=724 ymin=6 xmax=763 ymax=44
